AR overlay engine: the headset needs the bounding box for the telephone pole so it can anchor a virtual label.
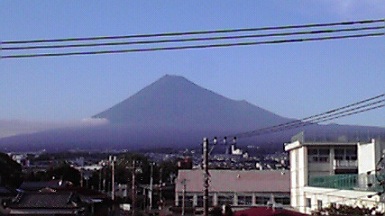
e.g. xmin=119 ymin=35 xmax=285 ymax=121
xmin=132 ymin=160 xmax=136 ymax=216
xmin=159 ymin=167 xmax=163 ymax=209
xmin=203 ymin=137 xmax=209 ymax=216
xmin=109 ymin=156 xmax=117 ymax=200
xmin=181 ymin=179 xmax=187 ymax=216
xmin=149 ymin=162 xmax=154 ymax=211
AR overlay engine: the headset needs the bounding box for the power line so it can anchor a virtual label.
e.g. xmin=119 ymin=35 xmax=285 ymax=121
xmin=2 ymin=25 xmax=383 ymax=51
xmin=2 ymin=32 xmax=384 ymax=59
xmin=3 ymin=18 xmax=384 ymax=44
xmin=225 ymin=93 xmax=385 ymax=139
xmin=232 ymin=94 xmax=385 ymax=138
xmin=235 ymin=99 xmax=385 ymax=139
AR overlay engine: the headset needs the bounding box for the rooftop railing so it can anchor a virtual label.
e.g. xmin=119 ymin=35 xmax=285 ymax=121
xmin=308 ymin=174 xmax=382 ymax=192
xmin=333 ymin=159 xmax=358 ymax=169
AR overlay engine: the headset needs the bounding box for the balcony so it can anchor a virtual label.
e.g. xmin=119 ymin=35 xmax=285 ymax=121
xmin=308 ymin=174 xmax=381 ymax=192
xmin=333 ymin=159 xmax=358 ymax=170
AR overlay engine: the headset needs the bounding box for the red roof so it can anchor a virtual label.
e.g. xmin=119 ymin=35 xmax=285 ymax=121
xmin=234 ymin=207 xmax=307 ymax=216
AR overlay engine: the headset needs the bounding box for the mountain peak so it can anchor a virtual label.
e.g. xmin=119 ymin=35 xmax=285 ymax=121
xmin=154 ymin=74 xmax=197 ymax=88
xmin=161 ymin=74 xmax=187 ymax=80
xmin=93 ymin=75 xmax=289 ymax=128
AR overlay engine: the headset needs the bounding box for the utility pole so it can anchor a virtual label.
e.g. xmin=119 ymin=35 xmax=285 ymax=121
xmin=149 ymin=163 xmax=154 ymax=211
xmin=181 ymin=178 xmax=187 ymax=216
xmin=159 ymin=167 xmax=163 ymax=209
xmin=132 ymin=160 xmax=136 ymax=216
xmin=203 ymin=137 xmax=209 ymax=216
xmin=109 ymin=155 xmax=117 ymax=201
xmin=103 ymin=165 xmax=107 ymax=193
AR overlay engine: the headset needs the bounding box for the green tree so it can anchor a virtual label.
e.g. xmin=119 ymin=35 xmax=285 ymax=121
xmin=158 ymin=159 xmax=178 ymax=184
xmin=46 ymin=164 xmax=81 ymax=186
xmin=115 ymin=153 xmax=150 ymax=184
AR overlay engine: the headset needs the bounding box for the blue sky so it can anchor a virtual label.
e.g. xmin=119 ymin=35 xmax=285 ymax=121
xmin=1 ymin=1 xmax=384 ymax=134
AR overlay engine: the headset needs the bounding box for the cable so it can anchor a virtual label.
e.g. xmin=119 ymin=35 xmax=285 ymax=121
xmin=3 ymin=26 xmax=383 ymax=51
xmin=3 ymin=18 xmax=384 ymax=44
xmin=225 ymin=94 xmax=385 ymax=139
xmin=2 ymin=32 xmax=384 ymax=59
xmin=255 ymin=94 xmax=385 ymax=135
xmin=263 ymin=99 xmax=385 ymax=134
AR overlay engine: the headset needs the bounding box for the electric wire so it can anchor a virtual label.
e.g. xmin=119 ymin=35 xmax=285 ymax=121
xmin=233 ymin=94 xmax=385 ymax=138
xmin=2 ymin=26 xmax=382 ymax=51
xmin=218 ymin=94 xmax=385 ymax=140
xmin=3 ymin=18 xmax=384 ymax=44
xmin=222 ymin=96 xmax=385 ymax=142
xmin=1 ymin=18 xmax=384 ymax=59
xmin=2 ymin=32 xmax=384 ymax=59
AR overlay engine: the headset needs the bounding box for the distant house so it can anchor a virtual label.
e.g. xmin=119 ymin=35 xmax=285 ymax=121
xmin=1 ymin=182 xmax=117 ymax=215
xmin=175 ymin=169 xmax=290 ymax=210
xmin=5 ymin=191 xmax=89 ymax=215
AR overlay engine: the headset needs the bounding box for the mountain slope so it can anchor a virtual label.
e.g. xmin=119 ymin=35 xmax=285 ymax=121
xmin=94 ymin=75 xmax=290 ymax=131
xmin=0 ymin=75 xmax=384 ymax=152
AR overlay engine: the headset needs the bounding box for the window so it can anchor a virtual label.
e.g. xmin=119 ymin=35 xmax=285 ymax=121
xmin=275 ymin=197 xmax=290 ymax=205
xmin=197 ymin=195 xmax=203 ymax=207
xmin=334 ymin=148 xmax=357 ymax=161
xmin=178 ymin=195 xmax=194 ymax=207
xmin=306 ymin=198 xmax=311 ymax=208
xmin=317 ymin=200 xmax=323 ymax=210
xmin=217 ymin=194 xmax=234 ymax=205
xmin=308 ymin=148 xmax=330 ymax=163
xmin=237 ymin=195 xmax=253 ymax=205
xmin=335 ymin=149 xmax=344 ymax=160
xmin=197 ymin=195 xmax=213 ymax=207
xmin=255 ymin=196 xmax=270 ymax=205
xmin=346 ymin=148 xmax=357 ymax=160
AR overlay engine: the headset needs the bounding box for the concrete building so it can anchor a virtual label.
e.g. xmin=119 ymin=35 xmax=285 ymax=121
xmin=285 ymin=132 xmax=385 ymax=214
xmin=175 ymin=169 xmax=290 ymax=210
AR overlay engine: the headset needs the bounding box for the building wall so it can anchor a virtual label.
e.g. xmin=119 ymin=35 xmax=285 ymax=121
xmin=358 ymin=139 xmax=380 ymax=174
xmin=175 ymin=191 xmax=290 ymax=208
xmin=289 ymin=142 xmax=308 ymax=213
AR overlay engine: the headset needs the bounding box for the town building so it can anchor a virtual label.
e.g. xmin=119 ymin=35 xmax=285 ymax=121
xmin=285 ymin=132 xmax=385 ymax=214
xmin=3 ymin=190 xmax=90 ymax=215
xmin=175 ymin=169 xmax=290 ymax=210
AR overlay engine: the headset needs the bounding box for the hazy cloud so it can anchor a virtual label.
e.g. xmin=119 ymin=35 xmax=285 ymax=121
xmin=327 ymin=1 xmax=385 ymax=18
xmin=0 ymin=118 xmax=109 ymax=138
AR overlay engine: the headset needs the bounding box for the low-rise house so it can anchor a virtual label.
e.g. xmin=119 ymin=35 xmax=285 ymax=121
xmin=5 ymin=191 xmax=89 ymax=215
xmin=175 ymin=169 xmax=290 ymax=210
xmin=3 ymin=188 xmax=116 ymax=215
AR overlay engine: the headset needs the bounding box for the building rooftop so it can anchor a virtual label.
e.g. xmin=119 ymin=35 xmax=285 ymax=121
xmin=290 ymin=131 xmax=384 ymax=144
xmin=176 ymin=169 xmax=290 ymax=193
xmin=8 ymin=191 xmax=80 ymax=209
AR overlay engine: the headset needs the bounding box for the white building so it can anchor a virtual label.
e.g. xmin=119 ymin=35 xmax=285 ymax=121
xmin=175 ymin=169 xmax=290 ymax=209
xmin=285 ymin=132 xmax=385 ymax=214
